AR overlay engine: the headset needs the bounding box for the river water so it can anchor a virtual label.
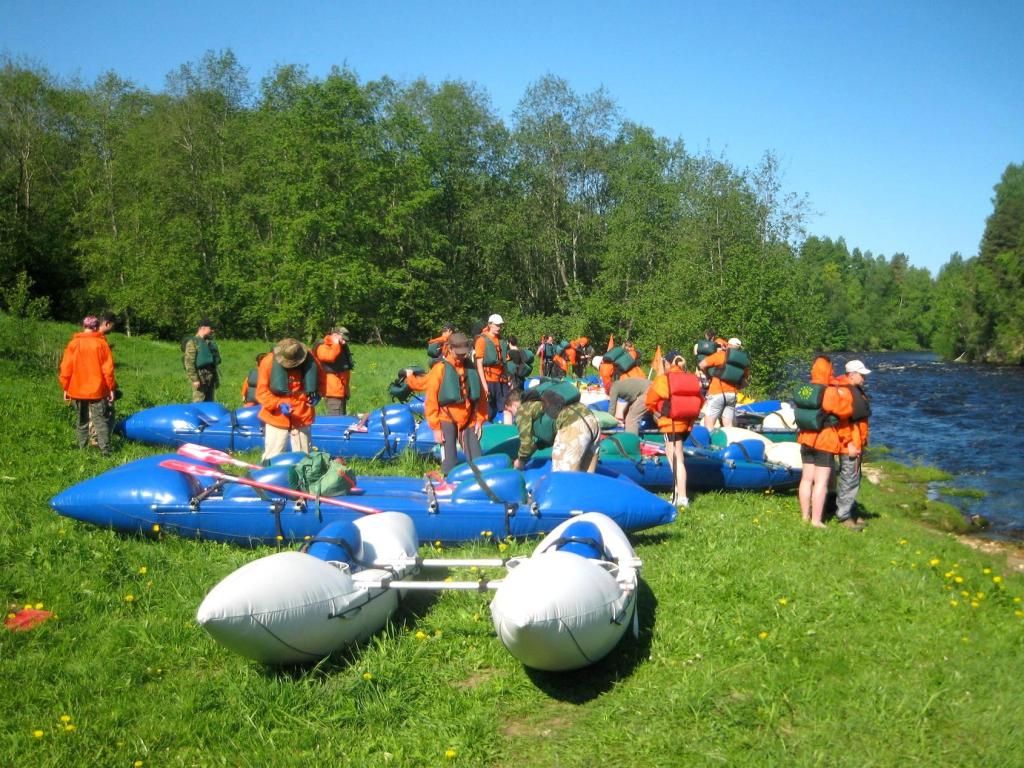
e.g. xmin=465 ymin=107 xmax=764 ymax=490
xmin=827 ymin=351 xmax=1024 ymax=541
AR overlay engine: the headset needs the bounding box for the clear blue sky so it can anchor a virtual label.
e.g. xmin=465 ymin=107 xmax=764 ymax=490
xmin=4 ymin=0 xmax=1022 ymax=275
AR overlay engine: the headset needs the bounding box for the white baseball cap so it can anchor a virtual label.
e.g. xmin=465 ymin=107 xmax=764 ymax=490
xmin=488 ymin=313 xmax=504 ymax=325
xmin=727 ymin=337 xmax=742 ymax=348
xmin=845 ymin=359 xmax=871 ymax=375
xmin=591 ymin=355 xmax=603 ymax=370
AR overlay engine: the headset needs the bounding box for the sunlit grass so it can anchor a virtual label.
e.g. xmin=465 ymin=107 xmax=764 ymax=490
xmin=2 ymin=315 xmax=1023 ymax=766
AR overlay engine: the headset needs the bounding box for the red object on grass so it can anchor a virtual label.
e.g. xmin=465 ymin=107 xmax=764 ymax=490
xmin=5 ymin=608 xmax=54 ymax=632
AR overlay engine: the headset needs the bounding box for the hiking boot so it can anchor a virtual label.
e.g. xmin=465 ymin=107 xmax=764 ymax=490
xmin=840 ymin=518 xmax=865 ymax=531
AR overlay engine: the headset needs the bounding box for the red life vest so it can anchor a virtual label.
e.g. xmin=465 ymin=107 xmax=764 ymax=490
xmin=660 ymin=371 xmax=703 ymax=420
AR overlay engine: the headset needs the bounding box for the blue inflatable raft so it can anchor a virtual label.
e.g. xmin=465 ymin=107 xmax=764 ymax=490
xmin=50 ymin=454 xmax=676 ymax=545
xmin=119 ymin=402 xmax=435 ymax=459
xmin=479 ymin=425 xmax=800 ymax=493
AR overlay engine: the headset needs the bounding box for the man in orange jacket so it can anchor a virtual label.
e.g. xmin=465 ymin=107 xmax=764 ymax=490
xmin=59 ymin=315 xmax=117 ymax=456
xmin=256 ymin=338 xmax=320 ymax=461
xmin=426 ymin=332 xmax=489 ymax=474
xmin=314 ymin=327 xmax=354 ymax=415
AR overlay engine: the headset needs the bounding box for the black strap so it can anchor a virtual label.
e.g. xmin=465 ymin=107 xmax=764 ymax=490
xmin=465 ymin=458 xmax=504 ymax=505
xmin=603 ymin=434 xmax=643 ymax=470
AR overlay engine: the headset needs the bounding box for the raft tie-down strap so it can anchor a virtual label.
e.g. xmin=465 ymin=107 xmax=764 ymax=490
xmin=269 ymin=500 xmax=285 ymax=541
xmin=191 ymin=479 xmax=225 ymax=510
xmin=380 ymin=408 xmax=394 ymax=458
xmin=298 ymin=535 xmax=359 ymax=562
xmin=603 ymin=434 xmax=643 ymax=471
xmin=541 ymin=535 xmax=606 ymax=558
xmin=424 ymin=476 xmax=439 ymax=514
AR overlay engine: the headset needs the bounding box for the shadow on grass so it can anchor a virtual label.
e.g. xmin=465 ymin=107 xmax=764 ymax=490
xmin=523 ymin=577 xmax=658 ymax=703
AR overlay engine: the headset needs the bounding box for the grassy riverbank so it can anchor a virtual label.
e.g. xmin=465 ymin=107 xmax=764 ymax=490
xmin=2 ymin=317 xmax=1023 ymax=767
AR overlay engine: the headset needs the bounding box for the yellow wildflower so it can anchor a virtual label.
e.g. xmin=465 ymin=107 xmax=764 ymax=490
xmin=415 ymin=630 xmax=428 ymax=640
xmin=1015 ymin=610 xmax=1023 ymax=618
xmin=445 ymin=748 xmax=457 ymax=759
xmin=954 ymin=576 xmax=964 ymax=584
xmin=929 ymin=558 xmax=940 ymax=567
xmin=60 ymin=715 xmax=71 ymax=723
xmin=135 ymin=761 xmax=144 ymax=768
xmin=64 ymin=724 xmax=76 ymax=732
xmin=1015 ymin=597 xmax=1022 ymax=604
xmin=34 ymin=602 xmax=44 ymax=609
xmin=758 ymin=631 xmax=769 ymax=640
xmin=362 ymin=672 xmax=373 ymax=681
xmin=950 ymin=600 xmax=959 ymax=607
xmin=138 ymin=566 xmax=148 ymax=575
xmin=498 ymin=542 xmax=508 ymax=552
xmin=777 ymin=598 xmax=788 ymax=606
xmin=971 ymin=601 xmax=979 ymax=608
xmin=33 ymin=730 xmax=44 ymax=739
xmin=993 ymin=576 xmax=1003 ymax=584
xmin=124 ymin=594 xmax=135 ymax=603
xmin=983 ymin=567 xmax=992 ymax=575
xmin=151 ymin=524 xmax=160 ymax=532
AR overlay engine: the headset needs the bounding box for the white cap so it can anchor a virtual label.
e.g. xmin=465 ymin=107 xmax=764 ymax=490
xmin=591 ymin=355 xmax=603 ymax=370
xmin=728 ymin=337 xmax=742 ymax=348
xmin=488 ymin=313 xmax=504 ymax=325
xmin=845 ymin=359 xmax=871 ymax=375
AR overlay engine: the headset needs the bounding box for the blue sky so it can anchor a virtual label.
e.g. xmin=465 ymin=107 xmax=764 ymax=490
xmin=4 ymin=0 xmax=1022 ymax=275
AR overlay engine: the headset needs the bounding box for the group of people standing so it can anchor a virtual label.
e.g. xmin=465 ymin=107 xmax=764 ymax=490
xmin=60 ymin=312 xmax=873 ymax=527
xmin=796 ymin=356 xmax=872 ymax=530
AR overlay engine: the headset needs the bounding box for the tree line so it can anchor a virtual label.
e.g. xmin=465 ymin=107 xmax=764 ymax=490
xmin=2 ymin=51 xmax=1021 ymax=388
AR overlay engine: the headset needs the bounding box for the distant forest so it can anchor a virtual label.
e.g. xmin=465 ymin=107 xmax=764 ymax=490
xmin=2 ymin=51 xmax=1022 ymax=383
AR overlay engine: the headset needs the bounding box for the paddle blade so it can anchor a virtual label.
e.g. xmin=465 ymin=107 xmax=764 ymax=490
xmin=177 ymin=443 xmax=260 ymax=469
xmin=5 ymin=608 xmax=54 ymax=632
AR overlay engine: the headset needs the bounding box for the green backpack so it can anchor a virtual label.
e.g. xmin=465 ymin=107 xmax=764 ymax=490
xmin=288 ymin=451 xmax=357 ymax=497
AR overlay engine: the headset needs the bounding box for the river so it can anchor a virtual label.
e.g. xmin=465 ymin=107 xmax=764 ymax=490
xmin=829 ymin=351 xmax=1024 ymax=541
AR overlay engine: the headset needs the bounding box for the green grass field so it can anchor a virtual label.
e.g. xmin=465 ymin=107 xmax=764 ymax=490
xmin=2 ymin=316 xmax=1023 ymax=767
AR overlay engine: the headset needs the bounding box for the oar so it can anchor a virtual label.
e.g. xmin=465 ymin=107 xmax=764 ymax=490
xmin=158 ymin=458 xmax=382 ymax=515
xmin=177 ymin=442 xmax=261 ymax=469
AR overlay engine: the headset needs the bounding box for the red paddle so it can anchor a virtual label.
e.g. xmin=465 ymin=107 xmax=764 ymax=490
xmin=159 ymin=458 xmax=382 ymax=515
xmin=176 ymin=442 xmax=261 ymax=469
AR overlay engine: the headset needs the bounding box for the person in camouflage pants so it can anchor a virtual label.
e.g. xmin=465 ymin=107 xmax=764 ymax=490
xmin=507 ymin=389 xmax=601 ymax=472
xmin=184 ymin=319 xmax=221 ymax=402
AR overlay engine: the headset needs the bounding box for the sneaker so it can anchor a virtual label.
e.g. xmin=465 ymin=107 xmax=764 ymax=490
xmin=840 ymin=518 xmax=865 ymax=531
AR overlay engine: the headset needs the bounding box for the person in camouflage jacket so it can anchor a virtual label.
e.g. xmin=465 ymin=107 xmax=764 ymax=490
xmin=184 ymin=318 xmax=221 ymax=402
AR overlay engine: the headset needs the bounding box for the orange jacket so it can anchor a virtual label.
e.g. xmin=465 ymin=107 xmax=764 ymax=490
xmin=599 ymin=361 xmax=644 ymax=393
xmin=424 ymin=353 xmax=488 ymax=431
xmin=314 ymin=336 xmax=352 ymax=398
xmin=833 ymin=373 xmax=870 ymax=451
xmin=796 ymin=358 xmax=852 ymax=454
xmin=59 ymin=331 xmax=116 ymax=400
xmin=474 ymin=331 xmax=507 ymax=383
xmin=700 ymin=349 xmax=746 ymax=395
xmin=255 ymin=354 xmax=316 ymax=429
xmin=645 ymin=364 xmax=703 ymax=434
xmin=406 ymin=369 xmax=431 ymax=393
